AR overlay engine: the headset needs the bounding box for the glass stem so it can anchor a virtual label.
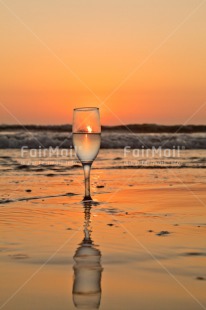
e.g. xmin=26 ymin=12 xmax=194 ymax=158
xmin=83 ymin=163 xmax=92 ymax=201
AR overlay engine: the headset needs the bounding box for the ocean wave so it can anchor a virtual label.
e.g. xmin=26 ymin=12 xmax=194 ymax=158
xmin=1 ymin=124 xmax=206 ymax=133
xmin=0 ymin=131 xmax=206 ymax=149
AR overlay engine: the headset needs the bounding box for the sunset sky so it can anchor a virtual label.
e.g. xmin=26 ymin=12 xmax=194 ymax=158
xmin=0 ymin=0 xmax=206 ymax=125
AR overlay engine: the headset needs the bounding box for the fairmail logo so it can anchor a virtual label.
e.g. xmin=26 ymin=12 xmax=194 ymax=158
xmin=124 ymin=146 xmax=184 ymax=158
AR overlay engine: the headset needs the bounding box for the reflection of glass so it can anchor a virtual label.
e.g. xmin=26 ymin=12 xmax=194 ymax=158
xmin=72 ymin=202 xmax=103 ymax=309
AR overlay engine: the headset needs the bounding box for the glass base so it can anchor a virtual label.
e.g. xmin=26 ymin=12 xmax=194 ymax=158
xmin=81 ymin=198 xmax=100 ymax=207
xmin=82 ymin=195 xmax=92 ymax=202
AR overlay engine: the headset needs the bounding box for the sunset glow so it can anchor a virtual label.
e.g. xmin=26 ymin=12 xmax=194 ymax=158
xmin=0 ymin=0 xmax=206 ymax=125
xmin=1 ymin=1 xmax=206 ymax=306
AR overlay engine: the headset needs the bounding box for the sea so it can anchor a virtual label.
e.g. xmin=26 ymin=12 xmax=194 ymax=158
xmin=0 ymin=124 xmax=206 ymax=172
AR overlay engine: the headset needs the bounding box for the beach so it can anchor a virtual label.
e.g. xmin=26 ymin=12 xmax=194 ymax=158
xmin=1 ymin=0 xmax=206 ymax=307
xmin=0 ymin=148 xmax=206 ymax=310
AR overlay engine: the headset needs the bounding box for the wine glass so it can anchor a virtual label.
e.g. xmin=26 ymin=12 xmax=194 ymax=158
xmin=73 ymin=107 xmax=101 ymax=201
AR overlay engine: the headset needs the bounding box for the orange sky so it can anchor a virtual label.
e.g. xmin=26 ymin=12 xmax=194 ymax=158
xmin=0 ymin=0 xmax=206 ymax=125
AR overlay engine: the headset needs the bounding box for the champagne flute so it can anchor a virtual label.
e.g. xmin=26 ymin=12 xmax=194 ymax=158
xmin=73 ymin=107 xmax=101 ymax=201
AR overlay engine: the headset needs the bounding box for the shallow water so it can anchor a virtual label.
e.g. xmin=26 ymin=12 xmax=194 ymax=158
xmin=0 ymin=149 xmax=206 ymax=309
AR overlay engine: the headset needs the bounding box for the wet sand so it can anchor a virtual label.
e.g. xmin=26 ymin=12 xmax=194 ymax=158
xmin=0 ymin=151 xmax=206 ymax=309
